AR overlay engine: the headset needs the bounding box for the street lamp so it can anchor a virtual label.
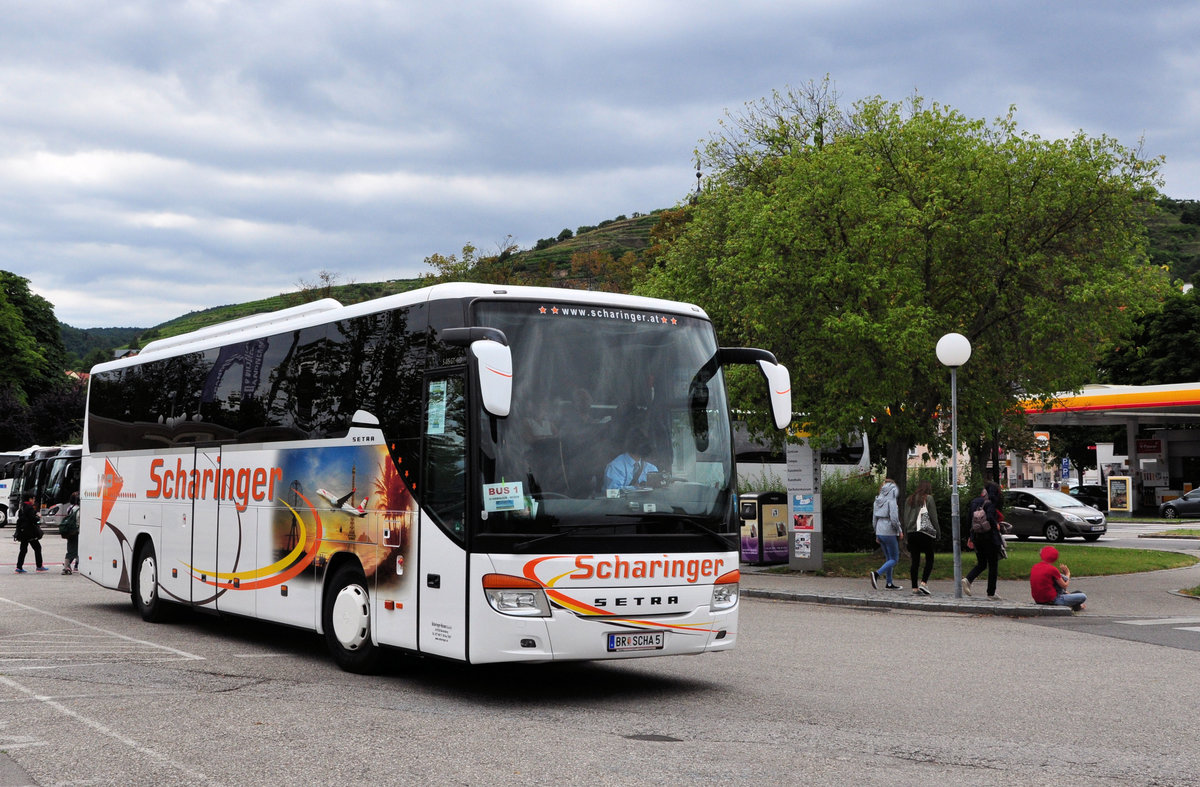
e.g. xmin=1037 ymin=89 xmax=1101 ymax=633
xmin=937 ymin=333 xmax=972 ymax=598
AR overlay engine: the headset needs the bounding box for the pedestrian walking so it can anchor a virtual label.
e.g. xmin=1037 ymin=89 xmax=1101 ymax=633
xmin=868 ymin=478 xmax=903 ymax=589
xmin=903 ymin=480 xmax=940 ymax=595
xmin=59 ymin=492 xmax=80 ymax=574
xmin=14 ymin=493 xmax=47 ymax=573
xmin=963 ymin=482 xmax=1003 ymax=599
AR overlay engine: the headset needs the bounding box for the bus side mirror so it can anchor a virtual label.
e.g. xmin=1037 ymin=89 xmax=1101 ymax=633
xmin=759 ymin=360 xmax=792 ymax=431
xmin=440 ymin=326 xmax=513 ymax=418
xmin=472 ymin=339 xmax=512 ymax=417
xmin=716 ymin=347 xmax=793 ymax=431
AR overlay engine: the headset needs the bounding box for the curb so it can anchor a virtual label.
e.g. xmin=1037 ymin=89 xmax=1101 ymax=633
xmin=741 ymin=587 xmax=1074 ymax=617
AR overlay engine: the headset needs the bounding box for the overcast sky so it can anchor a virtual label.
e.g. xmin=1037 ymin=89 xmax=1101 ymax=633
xmin=4 ymin=0 xmax=1198 ymax=328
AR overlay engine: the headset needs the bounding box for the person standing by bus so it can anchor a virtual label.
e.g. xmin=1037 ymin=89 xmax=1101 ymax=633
xmin=59 ymin=492 xmax=80 ymax=574
xmin=903 ymin=480 xmax=939 ymax=595
xmin=14 ymin=493 xmax=47 ymax=573
xmin=868 ymin=478 xmax=903 ymax=589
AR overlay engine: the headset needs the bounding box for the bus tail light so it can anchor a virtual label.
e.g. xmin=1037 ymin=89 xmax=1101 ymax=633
xmin=482 ymin=574 xmax=551 ymax=617
xmin=711 ymin=569 xmax=740 ymax=611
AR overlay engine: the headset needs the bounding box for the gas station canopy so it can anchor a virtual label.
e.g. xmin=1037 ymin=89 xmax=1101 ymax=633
xmin=1024 ymin=383 xmax=1200 ymax=426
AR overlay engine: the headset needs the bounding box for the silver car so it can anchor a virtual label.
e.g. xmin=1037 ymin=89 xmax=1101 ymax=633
xmin=1002 ymin=488 xmax=1107 ymax=543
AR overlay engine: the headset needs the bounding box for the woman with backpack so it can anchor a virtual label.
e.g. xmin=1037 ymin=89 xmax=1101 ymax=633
xmin=963 ymin=482 xmax=1003 ymax=599
xmin=868 ymin=478 xmax=904 ymax=590
xmin=14 ymin=493 xmax=46 ymax=573
xmin=59 ymin=492 xmax=80 ymax=574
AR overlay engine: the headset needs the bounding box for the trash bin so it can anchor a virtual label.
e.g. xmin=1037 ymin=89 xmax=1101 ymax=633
xmin=739 ymin=491 xmax=788 ymax=565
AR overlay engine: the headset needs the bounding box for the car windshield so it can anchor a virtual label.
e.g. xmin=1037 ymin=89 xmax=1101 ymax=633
xmin=1031 ymin=489 xmax=1087 ymax=508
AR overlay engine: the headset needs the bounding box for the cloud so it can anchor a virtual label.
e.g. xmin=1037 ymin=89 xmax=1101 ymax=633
xmin=0 ymin=0 xmax=1196 ymax=327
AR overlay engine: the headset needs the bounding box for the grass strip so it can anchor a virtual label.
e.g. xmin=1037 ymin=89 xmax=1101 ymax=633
xmin=770 ymin=542 xmax=1197 ymax=581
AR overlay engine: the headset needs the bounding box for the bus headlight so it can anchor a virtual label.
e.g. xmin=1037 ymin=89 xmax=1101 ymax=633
xmin=711 ymin=569 xmax=740 ymax=611
xmin=482 ymin=573 xmax=551 ymax=617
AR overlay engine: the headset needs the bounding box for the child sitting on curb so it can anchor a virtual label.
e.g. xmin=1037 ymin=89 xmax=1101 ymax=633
xmin=1030 ymin=545 xmax=1087 ymax=611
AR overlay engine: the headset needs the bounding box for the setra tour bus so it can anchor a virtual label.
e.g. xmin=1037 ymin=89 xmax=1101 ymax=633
xmin=80 ymin=283 xmax=791 ymax=672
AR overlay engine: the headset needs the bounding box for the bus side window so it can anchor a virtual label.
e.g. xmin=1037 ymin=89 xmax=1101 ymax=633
xmin=422 ymin=373 xmax=467 ymax=541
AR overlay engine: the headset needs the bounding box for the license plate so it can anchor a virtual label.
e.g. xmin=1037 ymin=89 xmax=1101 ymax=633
xmin=607 ymin=631 xmax=664 ymax=652
xmin=1091 ymin=525 xmax=1105 ymax=531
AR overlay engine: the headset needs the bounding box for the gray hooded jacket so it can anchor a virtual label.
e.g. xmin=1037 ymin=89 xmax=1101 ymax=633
xmin=872 ymin=481 xmax=901 ymax=537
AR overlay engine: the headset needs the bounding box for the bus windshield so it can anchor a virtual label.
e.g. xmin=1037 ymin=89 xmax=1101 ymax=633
xmin=43 ymin=454 xmax=80 ymax=506
xmin=472 ymin=300 xmax=733 ymax=550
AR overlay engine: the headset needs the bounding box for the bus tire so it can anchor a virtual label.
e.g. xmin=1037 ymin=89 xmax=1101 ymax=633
xmin=132 ymin=541 xmax=171 ymax=623
xmin=0 ymin=506 xmax=7 ymax=526
xmin=323 ymin=564 xmax=381 ymax=674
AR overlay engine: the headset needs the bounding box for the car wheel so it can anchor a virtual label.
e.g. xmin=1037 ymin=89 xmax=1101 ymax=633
xmin=1083 ymin=534 xmax=1101 ymax=542
xmin=131 ymin=541 xmax=172 ymax=622
xmin=0 ymin=506 xmax=7 ymax=526
xmin=1043 ymin=522 xmax=1064 ymax=543
xmin=323 ymin=564 xmax=382 ymax=674
xmin=1162 ymin=506 xmax=1178 ymax=519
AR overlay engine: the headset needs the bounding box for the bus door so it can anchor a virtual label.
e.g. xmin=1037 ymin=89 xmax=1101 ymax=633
xmin=153 ymin=447 xmax=202 ymax=607
xmin=161 ymin=447 xmax=235 ymax=614
xmin=207 ymin=448 xmax=257 ymax=618
xmin=417 ymin=372 xmax=469 ymax=660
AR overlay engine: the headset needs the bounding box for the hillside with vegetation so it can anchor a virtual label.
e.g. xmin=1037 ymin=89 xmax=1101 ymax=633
xmin=1148 ymin=196 xmax=1200 ymax=283
xmin=121 ymin=209 xmax=676 ymax=346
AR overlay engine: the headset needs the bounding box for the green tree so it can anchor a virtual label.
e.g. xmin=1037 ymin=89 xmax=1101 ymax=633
xmin=640 ymin=82 xmax=1168 ymax=494
xmin=0 ymin=272 xmax=69 ymax=403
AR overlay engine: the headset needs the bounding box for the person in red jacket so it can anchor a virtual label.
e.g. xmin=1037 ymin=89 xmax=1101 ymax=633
xmin=1030 ymin=546 xmax=1086 ymax=611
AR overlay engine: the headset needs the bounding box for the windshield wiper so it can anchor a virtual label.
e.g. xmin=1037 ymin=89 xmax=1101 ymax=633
xmin=514 ymin=526 xmax=594 ymax=551
xmin=645 ymin=514 xmax=734 ymax=551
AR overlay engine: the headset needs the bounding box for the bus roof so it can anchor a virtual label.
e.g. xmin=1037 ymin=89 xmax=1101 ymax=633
xmin=92 ymin=283 xmax=711 ymax=374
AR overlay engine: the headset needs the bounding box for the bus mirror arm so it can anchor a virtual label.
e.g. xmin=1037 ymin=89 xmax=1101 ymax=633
xmin=440 ymin=327 xmax=508 ymax=347
xmin=717 ymin=347 xmax=792 ymax=431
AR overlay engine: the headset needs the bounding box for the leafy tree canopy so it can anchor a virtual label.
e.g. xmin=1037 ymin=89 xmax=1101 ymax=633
xmin=0 ymin=271 xmax=69 ymax=404
xmin=1100 ymin=287 xmax=1200 ymax=384
xmin=639 ymin=79 xmax=1169 ymax=485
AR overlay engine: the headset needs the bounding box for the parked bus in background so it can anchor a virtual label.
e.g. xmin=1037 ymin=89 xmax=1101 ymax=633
xmin=8 ymin=445 xmax=60 ymax=520
xmin=733 ymin=421 xmax=870 ymax=490
xmin=80 ymin=283 xmax=791 ymax=672
xmin=0 ymin=452 xmax=22 ymax=526
xmin=39 ymin=445 xmax=82 ymax=532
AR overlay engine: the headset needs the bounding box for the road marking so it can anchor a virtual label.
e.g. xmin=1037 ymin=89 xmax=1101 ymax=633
xmin=1175 ymin=626 xmax=1200 ymax=633
xmin=0 ymin=674 xmax=212 ymax=782
xmin=0 ymin=597 xmax=204 ymax=662
xmin=1115 ymin=617 xmax=1200 ymax=626
xmin=0 ymin=597 xmax=213 ymax=782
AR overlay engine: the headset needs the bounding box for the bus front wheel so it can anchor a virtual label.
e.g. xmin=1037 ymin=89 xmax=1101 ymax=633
xmin=132 ymin=541 xmax=171 ymax=622
xmin=323 ymin=565 xmax=382 ymax=674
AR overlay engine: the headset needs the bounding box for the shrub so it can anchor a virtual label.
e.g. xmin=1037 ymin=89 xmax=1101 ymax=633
xmin=820 ymin=472 xmax=879 ymax=552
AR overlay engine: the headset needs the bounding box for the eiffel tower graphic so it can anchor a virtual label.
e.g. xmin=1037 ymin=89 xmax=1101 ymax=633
xmin=283 ymin=480 xmax=303 ymax=552
xmin=345 ymin=467 xmax=358 ymax=542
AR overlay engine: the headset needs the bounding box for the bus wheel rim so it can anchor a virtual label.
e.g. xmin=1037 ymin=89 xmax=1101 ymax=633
xmin=331 ymin=584 xmax=370 ymax=651
xmin=138 ymin=556 xmax=157 ymax=607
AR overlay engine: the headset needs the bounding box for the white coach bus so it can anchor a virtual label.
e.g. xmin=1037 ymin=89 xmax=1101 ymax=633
xmin=80 ymin=283 xmax=790 ymax=672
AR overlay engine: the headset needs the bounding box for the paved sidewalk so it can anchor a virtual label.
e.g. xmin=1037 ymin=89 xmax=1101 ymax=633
xmin=739 ymin=559 xmax=1200 ymax=618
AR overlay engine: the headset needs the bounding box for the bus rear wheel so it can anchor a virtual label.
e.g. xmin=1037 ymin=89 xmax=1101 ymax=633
xmin=132 ymin=541 xmax=171 ymax=622
xmin=323 ymin=564 xmax=381 ymax=674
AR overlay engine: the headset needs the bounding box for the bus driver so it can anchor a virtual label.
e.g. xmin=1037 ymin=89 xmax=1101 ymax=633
xmin=604 ymin=428 xmax=659 ymax=492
